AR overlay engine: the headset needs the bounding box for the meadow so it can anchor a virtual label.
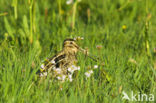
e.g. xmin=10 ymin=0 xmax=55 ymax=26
xmin=0 ymin=0 xmax=156 ymax=103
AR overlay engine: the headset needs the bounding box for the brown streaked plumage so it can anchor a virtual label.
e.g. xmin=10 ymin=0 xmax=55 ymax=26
xmin=38 ymin=38 xmax=100 ymax=80
xmin=38 ymin=38 xmax=80 ymax=77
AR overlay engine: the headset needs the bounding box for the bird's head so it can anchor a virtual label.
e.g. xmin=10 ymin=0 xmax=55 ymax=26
xmin=63 ymin=38 xmax=99 ymax=62
xmin=63 ymin=38 xmax=79 ymax=54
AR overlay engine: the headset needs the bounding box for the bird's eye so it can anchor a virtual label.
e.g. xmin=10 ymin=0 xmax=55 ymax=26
xmin=70 ymin=42 xmax=73 ymax=44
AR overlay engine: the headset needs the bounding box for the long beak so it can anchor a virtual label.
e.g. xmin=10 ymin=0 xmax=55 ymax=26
xmin=78 ymin=48 xmax=99 ymax=62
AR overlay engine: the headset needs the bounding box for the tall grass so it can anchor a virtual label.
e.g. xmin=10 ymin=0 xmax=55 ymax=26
xmin=0 ymin=0 xmax=156 ymax=103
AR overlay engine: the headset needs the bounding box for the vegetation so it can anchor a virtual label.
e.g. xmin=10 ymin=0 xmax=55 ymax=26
xmin=0 ymin=0 xmax=156 ymax=102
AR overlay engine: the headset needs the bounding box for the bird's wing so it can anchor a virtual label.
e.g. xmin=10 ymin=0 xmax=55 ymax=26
xmin=39 ymin=51 xmax=66 ymax=73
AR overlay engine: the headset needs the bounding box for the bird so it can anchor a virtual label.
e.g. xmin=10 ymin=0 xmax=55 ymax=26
xmin=37 ymin=38 xmax=84 ymax=80
xmin=37 ymin=38 xmax=100 ymax=82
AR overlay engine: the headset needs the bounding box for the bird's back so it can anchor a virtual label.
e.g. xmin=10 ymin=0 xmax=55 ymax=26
xmin=38 ymin=50 xmax=77 ymax=77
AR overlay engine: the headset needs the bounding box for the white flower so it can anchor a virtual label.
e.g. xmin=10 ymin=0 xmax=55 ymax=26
xmin=54 ymin=68 xmax=62 ymax=74
xmin=40 ymin=64 xmax=45 ymax=69
xmin=62 ymin=75 xmax=66 ymax=81
xmin=68 ymin=65 xmax=80 ymax=74
xmin=85 ymin=72 xmax=90 ymax=78
xmin=50 ymin=60 xmax=55 ymax=64
xmin=68 ymin=75 xmax=73 ymax=82
xmin=74 ymin=36 xmax=84 ymax=41
xmin=71 ymin=65 xmax=76 ymax=69
xmin=43 ymin=72 xmax=47 ymax=76
xmin=40 ymin=72 xmax=47 ymax=77
xmin=68 ymin=67 xmax=74 ymax=74
xmin=66 ymin=0 xmax=73 ymax=5
xmin=78 ymin=36 xmax=84 ymax=40
xmin=77 ymin=66 xmax=80 ymax=70
xmin=94 ymin=65 xmax=98 ymax=69
xmin=40 ymin=73 xmax=43 ymax=77
xmin=52 ymin=66 xmax=56 ymax=70
xmin=85 ymin=70 xmax=93 ymax=78
xmin=72 ymin=65 xmax=80 ymax=70
xmin=57 ymin=76 xmax=62 ymax=80
xmin=57 ymin=75 xmax=66 ymax=82
xmin=89 ymin=70 xmax=93 ymax=73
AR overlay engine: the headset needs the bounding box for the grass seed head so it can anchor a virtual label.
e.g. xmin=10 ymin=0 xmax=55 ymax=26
xmin=96 ymin=45 xmax=102 ymax=50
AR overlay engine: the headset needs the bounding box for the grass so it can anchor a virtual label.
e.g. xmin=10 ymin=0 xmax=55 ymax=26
xmin=0 ymin=0 xmax=156 ymax=103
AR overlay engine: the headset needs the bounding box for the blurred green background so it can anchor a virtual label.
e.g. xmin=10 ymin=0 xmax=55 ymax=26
xmin=0 ymin=0 xmax=156 ymax=103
